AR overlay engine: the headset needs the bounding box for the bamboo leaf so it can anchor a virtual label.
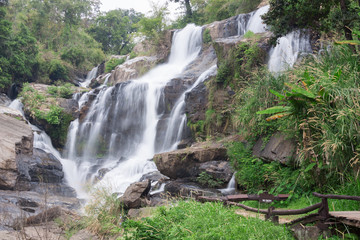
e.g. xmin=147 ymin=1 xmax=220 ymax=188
xmin=335 ymin=40 xmax=360 ymax=46
xmin=266 ymin=112 xmax=291 ymax=121
xmin=256 ymin=106 xmax=292 ymax=115
xmin=304 ymin=163 xmax=316 ymax=172
xmin=285 ymin=83 xmax=316 ymax=99
xmin=269 ymin=89 xmax=285 ymax=100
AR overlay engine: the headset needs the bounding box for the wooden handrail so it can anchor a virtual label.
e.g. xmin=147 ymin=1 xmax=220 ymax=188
xmin=226 ymin=201 xmax=322 ymax=216
xmin=313 ymin=192 xmax=360 ymax=201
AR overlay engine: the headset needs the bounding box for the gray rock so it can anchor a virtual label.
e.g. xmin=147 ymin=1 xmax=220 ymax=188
xmin=253 ymin=132 xmax=296 ymax=165
xmin=0 ymin=110 xmax=33 ymax=190
xmin=154 ymin=142 xmax=228 ymax=179
xmin=165 ymin=179 xmax=220 ymax=198
xmin=0 ymin=94 xmax=11 ymax=106
xmin=198 ymin=161 xmax=234 ymax=184
xmin=140 ymin=171 xmax=169 ymax=182
xmin=119 ymin=180 xmax=151 ymax=209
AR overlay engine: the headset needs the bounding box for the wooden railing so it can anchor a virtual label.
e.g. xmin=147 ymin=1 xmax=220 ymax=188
xmin=197 ymin=192 xmax=360 ymax=229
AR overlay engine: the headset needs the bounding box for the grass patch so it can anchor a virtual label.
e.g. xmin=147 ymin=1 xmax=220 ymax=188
xmin=122 ymin=201 xmax=294 ymax=240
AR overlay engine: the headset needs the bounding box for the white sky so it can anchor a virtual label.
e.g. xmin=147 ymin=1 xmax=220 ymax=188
xmin=100 ymin=0 xmax=181 ymax=19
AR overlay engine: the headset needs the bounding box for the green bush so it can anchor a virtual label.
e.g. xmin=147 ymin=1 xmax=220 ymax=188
xmin=48 ymin=59 xmax=68 ymax=81
xmin=105 ymin=58 xmax=125 ymax=73
xmin=202 ymin=29 xmax=212 ymax=44
xmin=197 ymin=171 xmax=224 ymax=188
xmin=48 ymin=83 xmax=73 ymax=99
xmin=122 ymin=201 xmax=293 ymax=239
xmin=61 ymin=46 xmax=85 ymax=67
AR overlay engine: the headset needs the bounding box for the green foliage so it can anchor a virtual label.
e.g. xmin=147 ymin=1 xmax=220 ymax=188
xmin=216 ymin=42 xmax=265 ymax=86
xmin=172 ymin=0 xmax=261 ymax=27
xmin=88 ymin=9 xmax=143 ymax=54
xmin=48 ymin=59 xmax=68 ymax=81
xmin=256 ymin=45 xmax=360 ymax=188
xmin=122 ymin=200 xmax=294 ymax=239
xmin=197 ymin=171 xmax=224 ymax=188
xmin=105 ymin=57 xmax=125 ymax=73
xmin=47 ymin=83 xmax=74 ymax=99
xmin=202 ymin=28 xmax=212 ymax=44
xmin=136 ymin=4 xmax=168 ymax=44
xmin=60 ymin=46 xmax=85 ymax=68
xmin=227 ymin=142 xmax=304 ymax=196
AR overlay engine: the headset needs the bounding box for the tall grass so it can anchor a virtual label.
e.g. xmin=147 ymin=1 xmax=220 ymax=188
xmin=122 ymin=201 xmax=294 ymax=240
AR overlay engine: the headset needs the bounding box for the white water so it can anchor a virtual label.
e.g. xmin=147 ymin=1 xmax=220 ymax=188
xmin=160 ymin=65 xmax=218 ymax=151
xmin=236 ymin=5 xmax=268 ymax=36
xmin=80 ymin=66 xmax=98 ymax=88
xmin=64 ymin=24 xmax=204 ymax=196
xmin=268 ymin=30 xmax=312 ymax=72
xmin=219 ymin=173 xmax=236 ymax=194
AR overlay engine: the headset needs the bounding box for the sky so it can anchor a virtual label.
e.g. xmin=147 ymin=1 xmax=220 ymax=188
xmin=100 ymin=0 xmax=180 ymax=19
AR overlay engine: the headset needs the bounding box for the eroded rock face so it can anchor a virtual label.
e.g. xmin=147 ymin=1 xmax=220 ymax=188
xmin=0 ymin=109 xmax=33 ymax=190
xmin=154 ymin=142 xmax=228 ymax=179
xmin=119 ymin=180 xmax=151 ymax=209
xmin=198 ymin=161 xmax=233 ymax=184
xmin=253 ymin=132 xmax=296 ymax=165
xmin=107 ymin=56 xmax=158 ymax=85
xmin=164 ymin=179 xmax=219 ymax=197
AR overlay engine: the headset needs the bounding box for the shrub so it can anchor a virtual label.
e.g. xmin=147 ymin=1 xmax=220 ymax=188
xmin=202 ymin=29 xmax=212 ymax=44
xmin=105 ymin=58 xmax=125 ymax=73
xmin=48 ymin=59 xmax=68 ymax=81
xmin=61 ymin=46 xmax=85 ymax=67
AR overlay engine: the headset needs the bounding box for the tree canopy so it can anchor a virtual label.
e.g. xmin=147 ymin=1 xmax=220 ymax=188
xmin=88 ymin=9 xmax=143 ymax=55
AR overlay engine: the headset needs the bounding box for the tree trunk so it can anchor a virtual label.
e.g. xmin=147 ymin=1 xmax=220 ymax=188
xmin=339 ymin=0 xmax=356 ymax=52
xmin=184 ymin=0 xmax=192 ymax=17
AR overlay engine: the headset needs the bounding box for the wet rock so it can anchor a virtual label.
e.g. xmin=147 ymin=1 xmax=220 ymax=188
xmin=253 ymin=132 xmax=296 ymax=165
xmin=108 ymin=56 xmax=158 ymax=85
xmin=184 ymin=81 xmax=208 ymax=123
xmin=165 ymin=179 xmax=220 ymax=198
xmin=198 ymin=161 xmax=233 ymax=184
xmin=204 ymin=16 xmax=240 ymax=40
xmin=0 ymin=109 xmax=33 ymax=190
xmin=291 ymin=224 xmax=324 ymax=240
xmin=154 ymin=142 xmax=228 ymax=179
xmin=0 ymin=190 xmax=79 ymax=229
xmin=132 ymin=30 xmax=174 ymax=63
xmin=18 ymin=148 xmax=64 ymax=184
xmin=140 ymin=171 xmax=169 ymax=182
xmin=57 ymin=98 xmax=79 ymax=119
xmin=0 ymin=94 xmax=11 ymax=106
xmin=127 ymin=207 xmax=157 ymax=220
xmin=119 ymin=180 xmax=151 ymax=209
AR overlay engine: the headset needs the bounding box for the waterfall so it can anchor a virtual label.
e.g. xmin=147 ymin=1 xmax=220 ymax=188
xmin=220 ymin=173 xmax=236 ymax=195
xmin=237 ymin=5 xmax=269 ymax=36
xmin=160 ymin=65 xmax=217 ymax=151
xmin=246 ymin=5 xmax=269 ymax=34
xmin=80 ymin=66 xmax=98 ymax=88
xmin=64 ymin=24 xmax=203 ymax=196
xmin=268 ymin=30 xmax=312 ymax=72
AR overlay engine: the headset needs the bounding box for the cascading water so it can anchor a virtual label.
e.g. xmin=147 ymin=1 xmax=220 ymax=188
xmin=79 ymin=66 xmax=98 ymax=88
xmin=160 ymin=65 xmax=217 ymax=151
xmin=236 ymin=5 xmax=268 ymax=36
xmin=64 ymin=24 xmax=203 ymax=196
xmin=268 ymin=30 xmax=312 ymax=72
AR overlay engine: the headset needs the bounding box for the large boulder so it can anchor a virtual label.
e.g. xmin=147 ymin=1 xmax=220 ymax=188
xmin=0 ymin=107 xmax=33 ymax=190
xmin=198 ymin=161 xmax=233 ymax=184
xmin=253 ymin=132 xmax=296 ymax=165
xmin=119 ymin=180 xmax=151 ymax=209
xmin=107 ymin=56 xmax=158 ymax=85
xmin=154 ymin=142 xmax=228 ymax=179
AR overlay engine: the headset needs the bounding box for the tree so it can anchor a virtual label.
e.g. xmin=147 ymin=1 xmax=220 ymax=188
xmin=88 ymin=9 xmax=143 ymax=54
xmin=171 ymin=0 xmax=192 ymax=18
xmin=262 ymin=0 xmax=360 ymax=45
xmin=0 ymin=5 xmax=12 ymax=89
